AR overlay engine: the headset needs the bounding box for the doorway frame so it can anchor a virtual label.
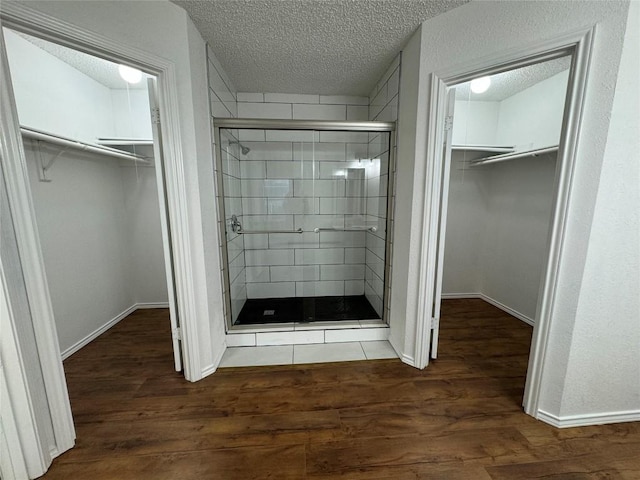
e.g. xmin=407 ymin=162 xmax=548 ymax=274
xmin=0 ymin=1 xmax=202 ymax=467
xmin=413 ymin=26 xmax=595 ymax=418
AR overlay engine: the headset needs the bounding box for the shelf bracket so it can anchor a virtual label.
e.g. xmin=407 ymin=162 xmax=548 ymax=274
xmin=35 ymin=139 xmax=70 ymax=183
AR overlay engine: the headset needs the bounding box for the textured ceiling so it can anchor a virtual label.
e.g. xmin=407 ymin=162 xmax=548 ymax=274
xmin=18 ymin=31 xmax=149 ymax=90
xmin=455 ymin=56 xmax=572 ymax=101
xmin=173 ymin=0 xmax=470 ymax=95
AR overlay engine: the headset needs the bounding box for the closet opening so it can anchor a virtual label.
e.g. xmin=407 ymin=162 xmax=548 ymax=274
xmin=2 ymin=27 xmax=183 ymax=371
xmin=425 ymin=45 xmax=583 ymax=415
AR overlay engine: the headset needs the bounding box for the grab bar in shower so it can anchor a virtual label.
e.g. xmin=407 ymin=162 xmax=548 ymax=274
xmin=237 ymin=228 xmax=304 ymax=235
xmin=313 ymin=226 xmax=377 ymax=233
xmin=230 ymin=215 xmax=304 ymax=235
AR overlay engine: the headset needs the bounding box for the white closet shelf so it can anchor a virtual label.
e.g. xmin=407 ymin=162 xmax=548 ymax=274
xmin=21 ymin=126 xmax=150 ymax=164
xmin=97 ymin=137 xmax=153 ymax=146
xmin=470 ymin=145 xmax=559 ymax=167
xmin=452 ymin=144 xmax=515 ymax=154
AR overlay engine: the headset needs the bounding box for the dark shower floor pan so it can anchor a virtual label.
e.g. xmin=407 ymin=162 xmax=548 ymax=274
xmin=234 ymin=295 xmax=380 ymax=325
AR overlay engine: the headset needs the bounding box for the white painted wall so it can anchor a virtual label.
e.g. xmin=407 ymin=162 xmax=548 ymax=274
xmin=477 ymin=154 xmax=557 ymax=320
xmin=23 ymin=0 xmax=223 ymax=376
xmin=559 ymin=0 xmax=639 ymax=419
xmin=390 ymin=27 xmax=425 ymax=360
xmin=110 ymin=89 xmax=153 ymax=140
xmin=24 ymin=143 xmax=134 ymax=354
xmin=441 ymin=153 xmax=485 ymax=295
xmin=452 ymin=101 xmax=500 ymax=146
xmin=121 ymin=161 xmax=168 ymax=305
xmin=5 ymin=26 xmax=169 ymax=357
xmin=395 ymin=0 xmax=636 ymax=421
xmin=496 ymin=70 xmax=569 ymax=151
xmin=444 ymin=69 xmax=567 ymax=320
xmin=3 ymin=28 xmax=114 ymax=144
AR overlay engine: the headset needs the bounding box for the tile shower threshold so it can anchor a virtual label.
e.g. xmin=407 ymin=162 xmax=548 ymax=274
xmin=228 ymin=319 xmax=387 ymax=334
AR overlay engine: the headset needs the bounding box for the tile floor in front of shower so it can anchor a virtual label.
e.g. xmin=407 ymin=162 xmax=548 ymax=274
xmin=219 ymin=340 xmax=398 ymax=367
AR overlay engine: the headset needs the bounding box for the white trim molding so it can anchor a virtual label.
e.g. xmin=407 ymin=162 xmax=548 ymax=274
xmin=0 ymin=24 xmax=75 ymax=467
xmin=135 ymin=302 xmax=171 ymax=309
xmin=440 ymin=293 xmax=535 ymax=326
xmin=61 ymin=303 xmax=171 ymax=359
xmin=537 ymin=409 xmax=640 ymax=428
xmin=414 ymin=26 xmax=596 ymax=419
xmin=0 ymin=1 xmax=202 ymax=382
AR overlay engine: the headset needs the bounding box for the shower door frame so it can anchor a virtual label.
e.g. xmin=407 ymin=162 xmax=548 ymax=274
xmin=212 ymin=118 xmax=396 ymax=332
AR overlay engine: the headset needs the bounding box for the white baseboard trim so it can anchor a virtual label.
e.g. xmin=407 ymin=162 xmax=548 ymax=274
xmin=440 ymin=293 xmax=482 ymax=300
xmin=135 ymin=302 xmax=169 ymax=309
xmin=401 ymin=353 xmax=416 ymax=367
xmin=537 ymin=409 xmax=640 ymax=428
xmin=61 ymin=304 xmax=137 ymax=359
xmin=441 ymin=292 xmax=535 ymax=326
xmin=60 ymin=302 xmax=170 ymax=359
xmin=201 ymin=341 xmax=227 ymax=379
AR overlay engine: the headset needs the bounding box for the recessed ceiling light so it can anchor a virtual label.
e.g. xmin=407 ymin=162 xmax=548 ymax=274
xmin=118 ymin=64 xmax=142 ymax=84
xmin=470 ymin=76 xmax=491 ymax=94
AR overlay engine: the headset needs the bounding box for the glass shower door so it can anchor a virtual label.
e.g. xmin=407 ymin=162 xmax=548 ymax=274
xmin=218 ymin=125 xmax=391 ymax=327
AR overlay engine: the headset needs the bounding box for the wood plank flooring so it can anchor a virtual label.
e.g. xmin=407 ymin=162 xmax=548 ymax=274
xmin=42 ymin=299 xmax=640 ymax=479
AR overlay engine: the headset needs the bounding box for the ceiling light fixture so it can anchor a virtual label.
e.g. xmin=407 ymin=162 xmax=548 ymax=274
xmin=470 ymin=76 xmax=491 ymax=94
xmin=118 ymin=64 xmax=142 ymax=84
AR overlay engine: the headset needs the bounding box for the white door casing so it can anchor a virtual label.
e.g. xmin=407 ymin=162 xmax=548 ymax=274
xmin=430 ymin=89 xmax=456 ymax=360
xmin=0 ymin=1 xmax=206 ymax=473
xmin=413 ymin=27 xmax=594 ymax=421
xmin=147 ymin=77 xmax=183 ymax=372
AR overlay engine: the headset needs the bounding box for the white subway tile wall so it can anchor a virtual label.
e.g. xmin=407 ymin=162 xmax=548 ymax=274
xmin=366 ymin=53 xmax=401 ymax=317
xmin=207 ymin=45 xmax=247 ymax=323
xmin=210 ymin=87 xmax=395 ymax=322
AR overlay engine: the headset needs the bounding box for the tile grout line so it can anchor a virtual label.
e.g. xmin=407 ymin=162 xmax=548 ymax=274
xmin=359 ymin=341 xmax=368 ymax=360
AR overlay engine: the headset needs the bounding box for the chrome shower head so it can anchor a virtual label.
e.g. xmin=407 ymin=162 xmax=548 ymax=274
xmin=229 ymin=141 xmax=251 ymax=155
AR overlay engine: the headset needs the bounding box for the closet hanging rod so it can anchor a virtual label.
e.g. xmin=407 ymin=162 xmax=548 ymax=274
xmin=313 ymin=226 xmax=377 ymax=233
xmin=21 ymin=126 xmax=150 ymax=164
xmin=236 ymin=228 xmax=303 ymax=235
xmin=470 ymin=145 xmax=559 ymax=167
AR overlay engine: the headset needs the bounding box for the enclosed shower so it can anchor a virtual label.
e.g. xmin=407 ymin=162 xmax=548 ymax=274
xmin=214 ymin=119 xmax=394 ymax=328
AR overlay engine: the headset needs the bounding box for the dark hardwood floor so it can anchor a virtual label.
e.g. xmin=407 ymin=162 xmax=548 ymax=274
xmin=42 ymin=299 xmax=640 ymax=479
